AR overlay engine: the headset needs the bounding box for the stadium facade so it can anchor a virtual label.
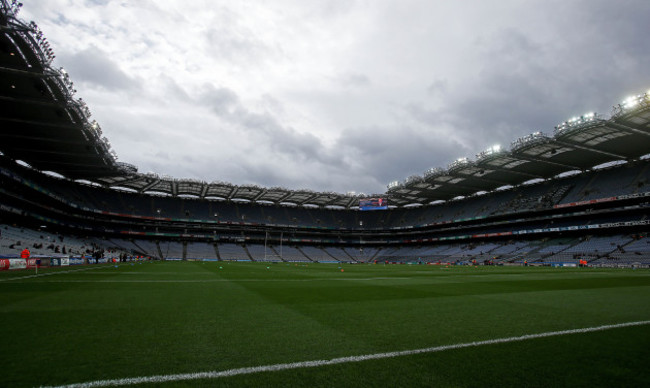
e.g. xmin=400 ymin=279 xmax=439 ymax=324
xmin=1 ymin=1 xmax=649 ymax=266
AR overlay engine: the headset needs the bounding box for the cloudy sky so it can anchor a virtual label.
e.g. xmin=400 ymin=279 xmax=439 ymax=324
xmin=21 ymin=0 xmax=650 ymax=194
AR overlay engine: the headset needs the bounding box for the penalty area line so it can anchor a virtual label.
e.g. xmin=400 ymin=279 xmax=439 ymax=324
xmin=44 ymin=320 xmax=650 ymax=388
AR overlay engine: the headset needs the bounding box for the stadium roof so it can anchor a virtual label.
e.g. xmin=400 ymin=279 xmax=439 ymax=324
xmin=387 ymin=103 xmax=650 ymax=205
xmin=1 ymin=2 xmax=649 ymax=209
xmin=0 ymin=1 xmax=133 ymax=179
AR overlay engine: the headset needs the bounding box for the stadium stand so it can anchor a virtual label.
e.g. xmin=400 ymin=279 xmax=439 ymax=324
xmin=186 ymin=242 xmax=218 ymax=260
xmin=0 ymin=2 xmax=649 ymax=267
xmin=276 ymin=245 xmax=312 ymax=262
xmin=0 ymin=224 xmax=119 ymax=257
xmin=217 ymin=243 xmax=250 ymax=261
xmin=156 ymin=241 xmax=182 ymax=260
xmin=599 ymin=235 xmax=650 ymax=264
xmin=246 ymin=243 xmax=280 ymax=262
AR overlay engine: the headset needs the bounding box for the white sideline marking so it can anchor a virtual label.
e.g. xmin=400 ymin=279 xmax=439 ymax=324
xmin=43 ymin=320 xmax=650 ymax=388
xmin=0 ymin=265 xmax=111 ymax=282
xmin=28 ymin=277 xmax=413 ymax=283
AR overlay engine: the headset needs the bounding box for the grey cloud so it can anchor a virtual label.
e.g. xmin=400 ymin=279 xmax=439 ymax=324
xmin=235 ymin=162 xmax=306 ymax=189
xmin=305 ymin=1 xmax=359 ymax=19
xmin=258 ymin=94 xmax=286 ymax=116
xmin=452 ymin=73 xmax=561 ymax=135
xmin=24 ymin=0 xmax=650 ymax=196
xmin=477 ymin=28 xmax=541 ymax=60
xmin=201 ymin=85 xmax=239 ymax=116
xmin=158 ymin=74 xmax=191 ymax=103
xmin=413 ymin=78 xmax=564 ymax=158
xmin=241 ymin=111 xmax=313 ymax=153
xmin=336 ymin=73 xmax=372 ymax=89
xmin=583 ymin=0 xmax=650 ymax=56
xmin=86 ymin=0 xmax=110 ymax=6
xmin=199 ymin=84 xmax=345 ymax=169
xmin=205 ymin=28 xmax=264 ymax=62
xmin=334 ymin=125 xmax=466 ymax=187
xmin=427 ymin=79 xmax=447 ymax=96
xmin=60 ymin=46 xmax=139 ymax=91
xmin=405 ymin=104 xmax=447 ymax=129
xmin=407 ymin=1 xmax=650 ymax=160
xmin=203 ymin=9 xmax=274 ymax=65
xmin=154 ymin=151 xmax=170 ymax=160
xmin=235 ymin=107 xmax=346 ymax=168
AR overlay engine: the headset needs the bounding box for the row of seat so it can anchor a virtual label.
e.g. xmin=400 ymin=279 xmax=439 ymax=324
xmin=26 ymin=160 xmax=650 ymax=229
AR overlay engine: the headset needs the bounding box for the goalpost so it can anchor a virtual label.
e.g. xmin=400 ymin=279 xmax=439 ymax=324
xmin=263 ymin=231 xmax=284 ymax=262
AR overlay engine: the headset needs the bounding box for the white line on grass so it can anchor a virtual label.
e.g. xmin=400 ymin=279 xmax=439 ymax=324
xmin=43 ymin=320 xmax=650 ymax=388
xmin=0 ymin=265 xmax=112 ymax=282
xmin=28 ymin=276 xmax=413 ymax=283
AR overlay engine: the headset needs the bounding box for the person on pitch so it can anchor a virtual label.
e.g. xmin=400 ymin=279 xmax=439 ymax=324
xmin=20 ymin=247 xmax=30 ymax=259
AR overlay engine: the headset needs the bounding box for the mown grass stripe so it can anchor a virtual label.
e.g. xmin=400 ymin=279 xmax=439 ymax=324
xmin=43 ymin=320 xmax=650 ymax=388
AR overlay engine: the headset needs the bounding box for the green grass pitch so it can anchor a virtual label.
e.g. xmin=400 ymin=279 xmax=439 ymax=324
xmin=1 ymin=261 xmax=649 ymax=387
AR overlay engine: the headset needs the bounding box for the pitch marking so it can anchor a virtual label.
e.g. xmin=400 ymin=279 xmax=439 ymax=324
xmin=27 ymin=277 xmax=413 ymax=283
xmin=43 ymin=320 xmax=650 ymax=388
xmin=0 ymin=265 xmax=111 ymax=282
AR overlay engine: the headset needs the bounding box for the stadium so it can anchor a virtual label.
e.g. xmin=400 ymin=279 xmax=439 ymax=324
xmin=1 ymin=1 xmax=649 ymax=387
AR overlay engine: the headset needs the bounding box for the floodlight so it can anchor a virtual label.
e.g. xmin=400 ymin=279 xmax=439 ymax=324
xmin=405 ymin=175 xmax=423 ymax=184
xmin=424 ymin=167 xmax=444 ymax=178
xmin=622 ymin=97 xmax=638 ymax=109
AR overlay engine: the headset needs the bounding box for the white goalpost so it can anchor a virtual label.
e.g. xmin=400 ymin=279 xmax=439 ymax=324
xmin=263 ymin=231 xmax=284 ymax=262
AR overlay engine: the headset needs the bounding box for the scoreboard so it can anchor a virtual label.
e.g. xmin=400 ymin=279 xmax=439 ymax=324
xmin=359 ymin=197 xmax=388 ymax=211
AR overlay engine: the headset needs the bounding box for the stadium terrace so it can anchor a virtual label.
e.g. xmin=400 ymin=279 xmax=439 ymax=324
xmin=1 ymin=0 xmax=649 ymax=266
